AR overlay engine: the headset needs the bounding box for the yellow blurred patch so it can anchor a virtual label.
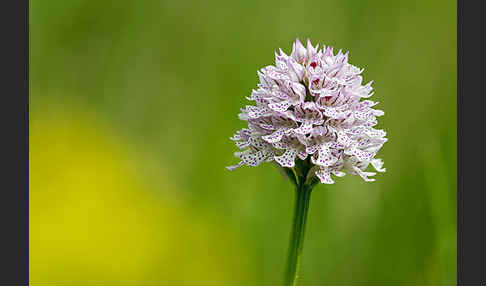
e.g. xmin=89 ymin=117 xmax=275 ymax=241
xmin=30 ymin=102 xmax=252 ymax=286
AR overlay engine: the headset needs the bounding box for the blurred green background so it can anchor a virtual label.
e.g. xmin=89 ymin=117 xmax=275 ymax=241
xmin=30 ymin=0 xmax=456 ymax=285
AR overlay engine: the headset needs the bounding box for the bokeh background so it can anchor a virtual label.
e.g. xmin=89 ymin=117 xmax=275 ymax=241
xmin=30 ymin=0 xmax=456 ymax=285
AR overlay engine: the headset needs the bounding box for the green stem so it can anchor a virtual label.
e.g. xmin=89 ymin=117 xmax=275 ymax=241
xmin=283 ymin=182 xmax=313 ymax=286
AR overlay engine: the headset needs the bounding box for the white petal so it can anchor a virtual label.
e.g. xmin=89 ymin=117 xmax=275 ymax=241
xmin=294 ymin=122 xmax=313 ymax=135
xmin=316 ymin=169 xmax=334 ymax=184
xmin=296 ymin=149 xmax=308 ymax=160
xmin=262 ymin=129 xmax=285 ymax=143
xmin=268 ymin=100 xmax=292 ymax=112
xmin=337 ymin=131 xmax=352 ymax=147
xmin=241 ymin=151 xmax=266 ymax=167
xmin=274 ymin=149 xmax=297 ymax=168
xmin=272 ymin=141 xmax=287 ymax=150
xmin=373 ymin=109 xmax=385 ymax=116
xmin=235 ymin=141 xmax=250 ymax=149
xmin=248 ymin=137 xmax=268 ymax=149
xmin=352 ymin=148 xmax=374 ymax=161
xmin=311 ymin=145 xmax=337 ymax=167
xmin=353 ymin=166 xmax=376 ymax=182
xmin=371 ymin=158 xmax=386 ymax=172
xmin=226 ymin=161 xmax=244 ymax=171
xmin=331 ymin=170 xmax=346 ymax=177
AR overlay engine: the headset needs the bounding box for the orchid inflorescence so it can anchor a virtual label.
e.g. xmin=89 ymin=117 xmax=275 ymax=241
xmin=228 ymin=38 xmax=387 ymax=185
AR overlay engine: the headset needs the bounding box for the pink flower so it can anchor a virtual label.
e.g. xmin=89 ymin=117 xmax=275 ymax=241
xmin=227 ymin=38 xmax=387 ymax=184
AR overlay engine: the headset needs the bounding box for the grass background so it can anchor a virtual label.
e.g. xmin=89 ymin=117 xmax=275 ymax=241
xmin=30 ymin=0 xmax=456 ymax=285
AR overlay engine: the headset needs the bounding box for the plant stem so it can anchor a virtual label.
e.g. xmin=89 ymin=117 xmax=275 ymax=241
xmin=283 ymin=182 xmax=313 ymax=286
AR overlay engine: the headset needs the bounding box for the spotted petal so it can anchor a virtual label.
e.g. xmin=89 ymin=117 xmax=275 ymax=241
xmin=241 ymin=151 xmax=266 ymax=167
xmin=316 ymin=169 xmax=334 ymax=184
xmin=274 ymin=149 xmax=297 ymax=168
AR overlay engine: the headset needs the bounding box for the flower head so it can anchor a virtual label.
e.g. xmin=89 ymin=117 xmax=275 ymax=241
xmin=227 ymin=38 xmax=387 ymax=184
